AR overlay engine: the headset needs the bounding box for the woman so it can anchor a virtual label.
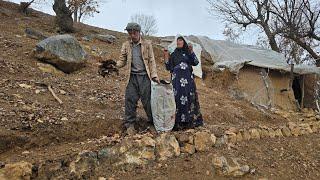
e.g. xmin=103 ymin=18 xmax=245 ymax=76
xmin=164 ymin=36 xmax=204 ymax=130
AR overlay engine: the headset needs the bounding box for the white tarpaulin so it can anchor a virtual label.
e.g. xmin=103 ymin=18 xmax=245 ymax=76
xmin=167 ymin=35 xmax=203 ymax=78
xmin=193 ymin=36 xmax=320 ymax=75
xmin=151 ymin=82 xmax=176 ymax=132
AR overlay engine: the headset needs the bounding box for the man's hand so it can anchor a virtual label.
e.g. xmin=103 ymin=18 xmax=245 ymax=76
xmin=152 ymin=77 xmax=160 ymax=84
xmin=188 ymin=43 xmax=193 ymax=53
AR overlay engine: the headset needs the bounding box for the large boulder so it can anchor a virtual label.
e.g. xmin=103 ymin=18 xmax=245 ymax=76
xmin=34 ymin=35 xmax=87 ymax=73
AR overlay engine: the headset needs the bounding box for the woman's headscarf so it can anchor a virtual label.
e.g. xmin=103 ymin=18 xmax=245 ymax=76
xmin=176 ymin=36 xmax=189 ymax=53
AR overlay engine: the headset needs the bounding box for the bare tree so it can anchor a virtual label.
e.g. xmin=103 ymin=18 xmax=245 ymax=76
xmin=130 ymin=13 xmax=158 ymax=36
xmin=68 ymin=0 xmax=100 ymax=22
xmin=269 ymin=0 xmax=320 ymax=63
xmin=207 ymin=0 xmax=280 ymax=52
xmin=208 ymin=0 xmax=320 ymax=65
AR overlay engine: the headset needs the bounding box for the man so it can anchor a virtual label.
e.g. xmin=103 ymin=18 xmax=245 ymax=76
xmin=116 ymin=22 xmax=159 ymax=135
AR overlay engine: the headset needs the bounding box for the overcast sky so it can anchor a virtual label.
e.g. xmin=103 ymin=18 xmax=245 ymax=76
xmin=9 ymin=0 xmax=257 ymax=44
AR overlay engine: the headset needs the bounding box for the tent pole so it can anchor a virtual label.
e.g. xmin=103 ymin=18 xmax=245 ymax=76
xmin=301 ymin=75 xmax=305 ymax=109
xmin=289 ymin=63 xmax=294 ymax=89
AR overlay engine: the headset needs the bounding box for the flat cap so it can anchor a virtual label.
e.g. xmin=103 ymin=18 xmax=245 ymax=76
xmin=125 ymin=22 xmax=141 ymax=31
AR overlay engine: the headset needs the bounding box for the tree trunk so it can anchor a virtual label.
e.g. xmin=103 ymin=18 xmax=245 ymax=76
xmin=261 ymin=24 xmax=280 ymax=52
xmin=53 ymin=0 xmax=74 ymax=33
xmin=73 ymin=8 xmax=78 ymax=23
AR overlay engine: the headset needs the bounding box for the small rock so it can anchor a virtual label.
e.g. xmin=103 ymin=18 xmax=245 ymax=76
xmin=176 ymin=133 xmax=193 ymax=144
xmin=214 ymin=135 xmax=227 ymax=147
xmin=155 ymin=133 xmax=180 ymax=161
xmin=140 ymin=136 xmax=156 ymax=147
xmin=299 ymin=124 xmax=313 ymax=135
xmin=259 ymin=129 xmax=269 ymax=138
xmin=227 ymin=133 xmax=237 ymax=144
xmin=212 ymin=155 xmax=250 ymax=177
xmin=274 ymin=129 xmax=283 ymax=137
xmin=268 ymin=129 xmax=276 ymax=138
xmin=37 ymin=62 xmax=64 ymax=75
xmin=291 ymin=127 xmax=302 ymax=137
xmin=180 ymin=143 xmax=195 ymax=155
xmin=236 ymin=132 xmax=243 ymax=142
xmin=59 ymin=90 xmax=67 ymax=95
xmin=310 ymin=122 xmax=320 ymax=132
xmin=304 ymin=113 xmax=315 ymax=118
xmin=25 ymin=27 xmax=47 ymax=40
xmin=70 ymin=152 xmax=98 ymax=178
xmin=194 ymin=131 xmax=216 ymax=152
xmin=95 ymin=34 xmax=116 ymax=43
xmin=249 ymin=129 xmax=260 ymax=139
xmin=212 ymin=155 xmax=228 ymax=169
xmin=281 ymin=126 xmax=292 ymax=137
xmin=288 ymin=122 xmax=297 ymax=130
xmin=19 ymin=83 xmax=32 ymax=89
xmin=242 ymin=130 xmax=251 ymax=141
xmin=61 ymin=117 xmax=68 ymax=121
xmin=0 ymin=161 xmax=32 ymax=180
xmin=22 ymin=151 xmax=30 ymax=155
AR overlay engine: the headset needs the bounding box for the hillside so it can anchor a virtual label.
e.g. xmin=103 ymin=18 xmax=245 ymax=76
xmin=0 ymin=1 xmax=320 ymax=179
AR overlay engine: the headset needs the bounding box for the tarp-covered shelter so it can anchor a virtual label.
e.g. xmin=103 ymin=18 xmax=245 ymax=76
xmin=161 ymin=36 xmax=320 ymax=111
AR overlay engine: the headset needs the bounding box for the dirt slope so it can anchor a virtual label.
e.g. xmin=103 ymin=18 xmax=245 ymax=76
xmin=0 ymin=1 xmax=319 ymax=179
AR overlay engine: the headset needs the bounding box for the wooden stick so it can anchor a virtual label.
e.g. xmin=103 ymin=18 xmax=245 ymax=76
xmin=48 ymin=85 xmax=63 ymax=104
xmin=301 ymin=75 xmax=305 ymax=109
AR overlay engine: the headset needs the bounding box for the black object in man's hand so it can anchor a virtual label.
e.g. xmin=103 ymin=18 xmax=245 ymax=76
xmin=98 ymin=59 xmax=119 ymax=77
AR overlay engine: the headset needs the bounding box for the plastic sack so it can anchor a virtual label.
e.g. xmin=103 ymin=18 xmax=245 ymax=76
xmin=151 ymin=81 xmax=176 ymax=132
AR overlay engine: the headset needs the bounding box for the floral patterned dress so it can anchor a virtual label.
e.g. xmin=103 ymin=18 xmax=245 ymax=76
xmin=165 ymin=48 xmax=204 ymax=129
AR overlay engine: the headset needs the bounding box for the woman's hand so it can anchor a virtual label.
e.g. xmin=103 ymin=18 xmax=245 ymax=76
xmin=163 ymin=48 xmax=170 ymax=61
xmin=188 ymin=43 xmax=194 ymax=53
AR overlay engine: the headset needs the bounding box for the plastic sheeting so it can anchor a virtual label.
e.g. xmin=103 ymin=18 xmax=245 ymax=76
xmin=192 ymin=36 xmax=320 ymax=75
xmin=167 ymin=35 xmax=203 ymax=78
xmin=151 ymin=82 xmax=176 ymax=132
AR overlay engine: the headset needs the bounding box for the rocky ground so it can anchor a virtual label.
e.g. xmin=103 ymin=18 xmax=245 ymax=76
xmin=0 ymin=1 xmax=320 ymax=179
